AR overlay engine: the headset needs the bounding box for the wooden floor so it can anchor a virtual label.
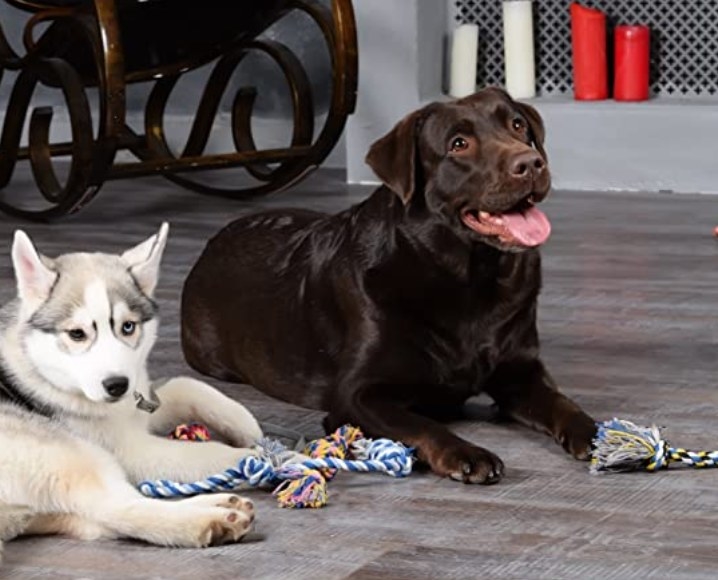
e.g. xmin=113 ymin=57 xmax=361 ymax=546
xmin=2 ymin=168 xmax=718 ymax=579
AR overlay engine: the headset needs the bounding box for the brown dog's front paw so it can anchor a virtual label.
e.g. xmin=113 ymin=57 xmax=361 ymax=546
xmin=432 ymin=444 xmax=505 ymax=485
xmin=557 ymin=413 xmax=597 ymax=460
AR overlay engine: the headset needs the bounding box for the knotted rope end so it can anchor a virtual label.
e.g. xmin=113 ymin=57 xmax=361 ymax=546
xmin=590 ymin=418 xmax=666 ymax=474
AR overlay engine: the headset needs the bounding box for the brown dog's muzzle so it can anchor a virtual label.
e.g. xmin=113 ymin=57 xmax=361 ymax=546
xmin=505 ymin=147 xmax=550 ymax=203
xmin=509 ymin=150 xmax=546 ymax=181
xmin=458 ymin=145 xmax=552 ymax=250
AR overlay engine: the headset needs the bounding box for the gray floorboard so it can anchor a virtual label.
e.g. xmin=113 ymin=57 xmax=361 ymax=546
xmin=1 ymin=168 xmax=718 ymax=579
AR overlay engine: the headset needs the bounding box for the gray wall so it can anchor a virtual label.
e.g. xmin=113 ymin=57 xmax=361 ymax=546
xmin=346 ymin=0 xmax=447 ymax=184
xmin=348 ymin=0 xmax=718 ymax=194
xmin=534 ymin=98 xmax=718 ymax=195
xmin=3 ymin=1 xmax=718 ymax=194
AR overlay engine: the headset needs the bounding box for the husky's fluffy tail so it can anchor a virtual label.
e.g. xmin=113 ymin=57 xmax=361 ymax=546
xmin=0 ymin=504 xmax=34 ymax=563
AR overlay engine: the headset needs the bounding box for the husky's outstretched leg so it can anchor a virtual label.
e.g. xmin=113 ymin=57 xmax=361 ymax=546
xmin=149 ymin=376 xmax=263 ymax=447
xmin=76 ymin=487 xmax=255 ymax=548
xmin=112 ymin=430 xmax=261 ymax=484
xmin=1 ymin=426 xmax=255 ymax=548
xmin=0 ymin=504 xmax=34 ymax=562
xmin=22 ymin=489 xmax=254 ymax=548
xmin=23 ymin=513 xmax=111 ymax=540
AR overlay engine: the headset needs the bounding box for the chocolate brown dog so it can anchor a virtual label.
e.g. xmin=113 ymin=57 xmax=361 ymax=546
xmin=181 ymin=87 xmax=596 ymax=484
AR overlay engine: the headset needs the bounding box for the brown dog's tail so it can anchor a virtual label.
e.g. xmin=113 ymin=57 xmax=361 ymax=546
xmin=0 ymin=504 xmax=34 ymax=562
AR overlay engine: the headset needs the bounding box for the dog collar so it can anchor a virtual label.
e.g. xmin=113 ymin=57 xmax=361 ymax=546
xmin=133 ymin=385 xmax=161 ymax=414
xmin=0 ymin=363 xmax=54 ymax=418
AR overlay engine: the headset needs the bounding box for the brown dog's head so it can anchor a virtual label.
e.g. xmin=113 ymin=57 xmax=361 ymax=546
xmin=365 ymin=87 xmax=551 ymax=251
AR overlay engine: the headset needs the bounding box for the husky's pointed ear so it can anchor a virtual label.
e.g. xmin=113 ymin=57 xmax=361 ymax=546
xmin=11 ymin=230 xmax=57 ymax=306
xmin=121 ymin=222 xmax=169 ymax=297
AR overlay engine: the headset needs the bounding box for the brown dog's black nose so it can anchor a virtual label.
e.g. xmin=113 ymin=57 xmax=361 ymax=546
xmin=509 ymin=151 xmax=545 ymax=177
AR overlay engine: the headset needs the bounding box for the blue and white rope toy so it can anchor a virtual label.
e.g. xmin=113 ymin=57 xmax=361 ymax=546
xmin=138 ymin=425 xmax=414 ymax=508
xmin=591 ymin=418 xmax=718 ymax=474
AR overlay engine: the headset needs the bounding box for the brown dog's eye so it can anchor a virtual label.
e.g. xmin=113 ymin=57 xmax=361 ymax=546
xmin=512 ymin=118 xmax=526 ymax=132
xmin=449 ymin=137 xmax=469 ymax=153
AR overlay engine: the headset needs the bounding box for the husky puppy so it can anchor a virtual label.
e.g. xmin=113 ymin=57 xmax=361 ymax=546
xmin=0 ymin=224 xmax=263 ymax=556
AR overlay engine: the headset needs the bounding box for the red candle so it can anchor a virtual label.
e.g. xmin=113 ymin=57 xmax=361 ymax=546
xmin=614 ymin=25 xmax=650 ymax=101
xmin=570 ymin=3 xmax=608 ymax=100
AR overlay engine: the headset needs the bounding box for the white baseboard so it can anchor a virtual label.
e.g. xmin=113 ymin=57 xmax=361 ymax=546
xmin=349 ymin=95 xmax=718 ymax=195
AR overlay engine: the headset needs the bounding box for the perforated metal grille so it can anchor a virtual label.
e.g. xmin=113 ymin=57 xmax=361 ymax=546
xmin=455 ymin=0 xmax=718 ymax=97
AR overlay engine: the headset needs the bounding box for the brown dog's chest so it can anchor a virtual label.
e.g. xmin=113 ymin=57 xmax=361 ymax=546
xmin=427 ymin=294 xmax=536 ymax=396
xmin=369 ymin=252 xmax=540 ymax=398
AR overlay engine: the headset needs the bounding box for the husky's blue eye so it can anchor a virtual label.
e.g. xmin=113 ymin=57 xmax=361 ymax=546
xmin=121 ymin=321 xmax=136 ymax=336
xmin=67 ymin=329 xmax=87 ymax=342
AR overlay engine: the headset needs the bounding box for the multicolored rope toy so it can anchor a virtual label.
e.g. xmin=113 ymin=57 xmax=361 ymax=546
xmin=168 ymin=423 xmax=210 ymax=441
xmin=139 ymin=425 xmax=414 ymax=508
xmin=591 ymin=418 xmax=718 ymax=474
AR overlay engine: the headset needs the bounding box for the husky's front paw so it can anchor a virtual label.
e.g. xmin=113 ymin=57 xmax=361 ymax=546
xmin=217 ymin=493 xmax=255 ymax=521
xmin=184 ymin=493 xmax=255 ymax=547
xmin=0 ymin=505 xmax=34 ymax=543
xmin=201 ymin=508 xmax=252 ymax=546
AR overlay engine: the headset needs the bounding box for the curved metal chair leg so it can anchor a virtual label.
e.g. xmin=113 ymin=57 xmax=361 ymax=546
xmin=0 ymin=6 xmax=125 ymax=220
xmin=130 ymin=0 xmax=358 ymax=200
xmin=0 ymin=0 xmax=358 ymax=218
xmin=0 ymin=57 xmax=97 ymax=220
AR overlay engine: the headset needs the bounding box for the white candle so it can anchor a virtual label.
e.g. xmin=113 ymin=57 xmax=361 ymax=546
xmin=502 ymin=0 xmax=536 ymax=99
xmin=449 ymin=24 xmax=479 ymax=98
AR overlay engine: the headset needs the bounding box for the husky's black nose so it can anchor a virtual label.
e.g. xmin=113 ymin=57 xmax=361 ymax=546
xmin=103 ymin=376 xmax=129 ymax=399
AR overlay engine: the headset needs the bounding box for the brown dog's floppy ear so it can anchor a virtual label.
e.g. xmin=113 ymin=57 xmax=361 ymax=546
xmin=365 ymin=108 xmax=428 ymax=204
xmin=515 ymin=101 xmax=547 ymax=161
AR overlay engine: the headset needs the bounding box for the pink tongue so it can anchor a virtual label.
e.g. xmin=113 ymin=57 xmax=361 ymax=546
xmin=500 ymin=205 xmax=552 ymax=247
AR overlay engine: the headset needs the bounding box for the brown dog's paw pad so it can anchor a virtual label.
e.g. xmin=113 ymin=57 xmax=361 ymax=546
xmin=557 ymin=414 xmax=598 ymax=461
xmin=437 ymin=445 xmax=505 ymax=485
